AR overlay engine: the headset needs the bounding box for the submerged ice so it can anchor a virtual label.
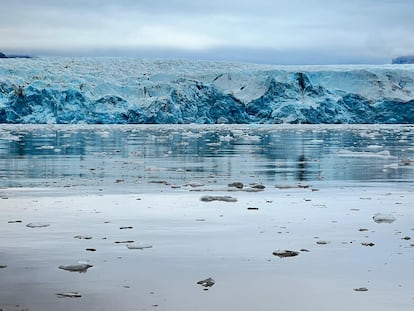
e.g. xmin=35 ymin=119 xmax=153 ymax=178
xmin=1 ymin=58 xmax=414 ymax=124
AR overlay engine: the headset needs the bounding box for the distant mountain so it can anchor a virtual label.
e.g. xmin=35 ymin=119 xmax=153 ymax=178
xmin=392 ymin=56 xmax=414 ymax=64
xmin=0 ymin=52 xmax=32 ymax=59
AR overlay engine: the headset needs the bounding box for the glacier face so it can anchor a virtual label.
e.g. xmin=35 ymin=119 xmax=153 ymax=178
xmin=0 ymin=58 xmax=414 ymax=124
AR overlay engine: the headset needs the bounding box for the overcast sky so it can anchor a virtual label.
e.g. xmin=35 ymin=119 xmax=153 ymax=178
xmin=1 ymin=0 xmax=413 ymax=64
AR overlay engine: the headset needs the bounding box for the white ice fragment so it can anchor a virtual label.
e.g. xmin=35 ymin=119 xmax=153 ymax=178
xmin=316 ymin=240 xmax=330 ymax=245
xmin=36 ymin=145 xmax=55 ymax=150
xmin=200 ymin=195 xmax=238 ymax=202
xmin=383 ymin=163 xmax=399 ymax=169
xmin=26 ymin=222 xmax=50 ymax=228
xmin=219 ymin=135 xmax=233 ymax=142
xmin=56 ymin=292 xmax=82 ymax=298
xmin=373 ymin=213 xmax=396 ymax=224
xmin=377 ymin=150 xmax=391 ymax=157
xmin=206 ymin=142 xmax=221 ymax=147
xmin=337 ymin=149 xmax=394 ymax=158
xmin=74 ymin=235 xmax=92 ymax=240
xmin=366 ymin=145 xmax=383 ymax=150
xmin=126 ymin=244 xmax=153 ymax=250
xmin=197 ymin=277 xmax=215 ymax=288
xmin=272 ymin=250 xmax=300 ymax=258
xmin=184 ymin=182 xmax=205 ymax=187
xmin=241 ymin=135 xmax=261 ymax=142
xmin=58 ymin=263 xmax=93 ymax=273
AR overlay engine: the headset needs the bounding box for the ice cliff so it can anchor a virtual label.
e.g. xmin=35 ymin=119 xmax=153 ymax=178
xmin=0 ymin=58 xmax=414 ymax=124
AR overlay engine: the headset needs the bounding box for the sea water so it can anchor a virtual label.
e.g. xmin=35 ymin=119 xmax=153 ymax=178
xmin=1 ymin=124 xmax=414 ymax=311
xmin=0 ymin=124 xmax=413 ymax=193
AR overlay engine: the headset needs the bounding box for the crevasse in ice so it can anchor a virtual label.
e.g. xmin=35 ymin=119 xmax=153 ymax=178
xmin=0 ymin=58 xmax=413 ymax=124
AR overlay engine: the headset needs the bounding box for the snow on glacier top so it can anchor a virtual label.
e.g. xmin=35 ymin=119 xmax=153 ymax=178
xmin=1 ymin=57 xmax=414 ymax=102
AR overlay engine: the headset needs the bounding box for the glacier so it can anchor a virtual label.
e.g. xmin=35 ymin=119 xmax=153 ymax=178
xmin=0 ymin=57 xmax=414 ymax=124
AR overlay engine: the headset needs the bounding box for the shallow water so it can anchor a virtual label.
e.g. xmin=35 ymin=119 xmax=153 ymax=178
xmin=1 ymin=124 xmax=413 ymax=193
xmin=0 ymin=125 xmax=414 ymax=311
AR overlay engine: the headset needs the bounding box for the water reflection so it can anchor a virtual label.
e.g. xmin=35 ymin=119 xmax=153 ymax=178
xmin=0 ymin=125 xmax=413 ymax=190
xmin=296 ymin=155 xmax=308 ymax=181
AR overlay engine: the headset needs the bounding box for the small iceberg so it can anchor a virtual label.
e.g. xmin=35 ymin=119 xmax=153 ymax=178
xmin=272 ymin=250 xmax=300 ymax=258
xmin=200 ymin=195 xmax=238 ymax=202
xmin=372 ymin=213 xmax=396 ymax=224
xmin=26 ymin=222 xmax=50 ymax=228
xmin=58 ymin=263 xmax=93 ymax=273
xmin=197 ymin=277 xmax=215 ymax=288
xmin=126 ymin=243 xmax=153 ymax=250
xmin=56 ymin=292 xmax=82 ymax=298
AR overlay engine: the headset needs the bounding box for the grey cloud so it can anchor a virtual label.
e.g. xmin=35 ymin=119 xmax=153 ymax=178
xmin=1 ymin=0 xmax=413 ymax=64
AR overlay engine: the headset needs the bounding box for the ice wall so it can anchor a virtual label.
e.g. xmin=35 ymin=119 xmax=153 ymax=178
xmin=0 ymin=58 xmax=413 ymax=124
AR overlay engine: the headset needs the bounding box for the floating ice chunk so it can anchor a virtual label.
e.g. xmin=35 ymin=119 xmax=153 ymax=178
xmin=74 ymin=235 xmax=92 ymax=240
xmin=383 ymin=163 xmax=399 ymax=169
xmin=272 ymin=250 xmax=300 ymax=258
xmin=219 ymin=134 xmax=233 ymax=142
xmin=249 ymin=183 xmax=266 ymax=190
xmin=377 ymin=150 xmax=391 ymax=157
xmin=126 ymin=243 xmax=153 ymax=250
xmin=184 ymin=182 xmax=205 ymax=187
xmin=316 ymin=240 xmax=330 ymax=245
xmin=200 ymin=195 xmax=238 ymax=202
xmin=206 ymin=142 xmax=221 ymax=147
xmin=241 ymin=135 xmax=261 ymax=142
xmin=337 ymin=149 xmax=393 ymax=158
xmin=243 ymin=187 xmax=265 ymax=192
xmin=228 ymin=182 xmax=244 ymax=189
xmin=58 ymin=263 xmax=93 ymax=273
xmin=197 ymin=277 xmax=215 ymax=288
xmin=366 ymin=145 xmax=383 ymax=150
xmin=373 ymin=213 xmax=396 ymax=224
xmin=26 ymin=222 xmax=50 ymax=228
xmin=36 ymin=145 xmax=55 ymax=150
xmin=56 ymin=292 xmax=82 ymax=298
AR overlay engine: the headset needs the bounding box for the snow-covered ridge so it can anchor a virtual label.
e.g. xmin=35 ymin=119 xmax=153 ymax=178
xmin=0 ymin=58 xmax=414 ymax=124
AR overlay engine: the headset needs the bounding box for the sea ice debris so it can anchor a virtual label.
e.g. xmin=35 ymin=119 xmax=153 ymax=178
xmin=316 ymin=240 xmax=330 ymax=245
xmin=272 ymin=250 xmax=300 ymax=258
xmin=197 ymin=277 xmax=215 ymax=288
xmin=200 ymin=195 xmax=238 ymax=202
xmin=26 ymin=222 xmax=50 ymax=228
xmin=58 ymin=263 xmax=93 ymax=273
xmin=56 ymin=292 xmax=82 ymax=298
xmin=228 ymin=182 xmax=244 ymax=189
xmin=126 ymin=244 xmax=153 ymax=250
xmin=373 ymin=213 xmax=396 ymax=224
xmin=74 ymin=235 xmax=92 ymax=240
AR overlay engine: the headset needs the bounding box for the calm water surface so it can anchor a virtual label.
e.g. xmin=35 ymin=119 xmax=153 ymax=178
xmin=1 ymin=124 xmax=414 ymax=311
xmin=1 ymin=124 xmax=413 ymax=192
